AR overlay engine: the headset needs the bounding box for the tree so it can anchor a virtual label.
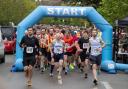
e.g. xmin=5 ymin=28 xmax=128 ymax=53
xmin=62 ymin=0 xmax=101 ymax=8
xmin=0 ymin=0 xmax=36 ymax=25
xmin=98 ymin=0 xmax=128 ymax=25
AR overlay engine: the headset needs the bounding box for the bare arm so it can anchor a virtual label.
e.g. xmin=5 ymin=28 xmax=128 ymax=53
xmin=100 ymin=38 xmax=105 ymax=48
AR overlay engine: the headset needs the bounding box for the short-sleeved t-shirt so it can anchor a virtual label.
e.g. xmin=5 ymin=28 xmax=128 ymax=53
xmin=78 ymin=37 xmax=89 ymax=52
xmin=64 ymin=36 xmax=74 ymax=52
xmin=20 ymin=35 xmax=39 ymax=57
xmin=89 ymin=37 xmax=102 ymax=56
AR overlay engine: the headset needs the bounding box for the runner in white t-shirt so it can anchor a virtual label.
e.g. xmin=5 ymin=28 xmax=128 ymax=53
xmin=89 ymin=29 xmax=105 ymax=85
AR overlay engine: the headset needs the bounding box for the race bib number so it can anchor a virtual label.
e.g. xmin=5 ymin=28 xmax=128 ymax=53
xmin=83 ymin=43 xmax=89 ymax=49
xmin=26 ymin=47 xmax=33 ymax=53
xmin=92 ymin=48 xmax=98 ymax=53
xmin=56 ymin=47 xmax=63 ymax=53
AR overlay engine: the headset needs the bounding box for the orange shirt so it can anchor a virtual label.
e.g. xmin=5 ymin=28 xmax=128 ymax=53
xmin=40 ymin=34 xmax=47 ymax=48
xmin=46 ymin=34 xmax=54 ymax=52
xmin=64 ymin=36 xmax=74 ymax=52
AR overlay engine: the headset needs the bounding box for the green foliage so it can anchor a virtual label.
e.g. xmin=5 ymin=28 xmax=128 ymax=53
xmin=1 ymin=0 xmax=128 ymax=27
xmin=97 ymin=0 xmax=128 ymax=25
xmin=63 ymin=0 xmax=128 ymax=26
xmin=40 ymin=17 xmax=88 ymax=26
xmin=62 ymin=0 xmax=101 ymax=8
xmin=0 ymin=0 xmax=36 ymax=25
xmin=60 ymin=0 xmax=101 ymax=26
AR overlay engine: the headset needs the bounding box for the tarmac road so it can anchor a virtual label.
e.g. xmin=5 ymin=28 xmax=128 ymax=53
xmin=0 ymin=54 xmax=128 ymax=89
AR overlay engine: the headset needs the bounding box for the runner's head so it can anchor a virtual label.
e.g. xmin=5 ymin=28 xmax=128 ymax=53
xmin=82 ymin=31 xmax=89 ymax=39
xmin=55 ymin=27 xmax=60 ymax=33
xmin=92 ymin=29 xmax=98 ymax=37
xmin=36 ymin=30 xmax=41 ymax=39
xmin=27 ymin=27 xmax=33 ymax=36
xmin=49 ymin=28 xmax=54 ymax=35
xmin=65 ymin=31 xmax=71 ymax=37
xmin=56 ymin=33 xmax=61 ymax=40
xmin=36 ymin=30 xmax=40 ymax=35
xmin=25 ymin=30 xmax=28 ymax=35
xmin=41 ymin=28 xmax=46 ymax=35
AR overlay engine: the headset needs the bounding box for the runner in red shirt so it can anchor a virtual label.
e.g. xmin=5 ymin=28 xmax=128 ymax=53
xmin=63 ymin=31 xmax=75 ymax=74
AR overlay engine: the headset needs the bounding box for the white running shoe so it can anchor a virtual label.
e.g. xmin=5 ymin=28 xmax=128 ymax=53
xmin=58 ymin=75 xmax=62 ymax=85
xmin=49 ymin=73 xmax=54 ymax=77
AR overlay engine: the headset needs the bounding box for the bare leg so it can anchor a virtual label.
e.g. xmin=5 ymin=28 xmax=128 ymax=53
xmin=92 ymin=64 xmax=98 ymax=85
xmin=40 ymin=55 xmax=45 ymax=72
xmin=58 ymin=60 xmax=63 ymax=76
xmin=58 ymin=60 xmax=63 ymax=84
xmin=24 ymin=66 xmax=29 ymax=79
xmin=50 ymin=58 xmax=54 ymax=77
xmin=84 ymin=59 xmax=89 ymax=74
xmin=64 ymin=55 xmax=68 ymax=74
xmin=92 ymin=64 xmax=98 ymax=80
xmin=27 ymin=65 xmax=33 ymax=86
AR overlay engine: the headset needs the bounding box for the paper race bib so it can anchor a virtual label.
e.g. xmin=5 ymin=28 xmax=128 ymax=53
xmin=91 ymin=47 xmax=101 ymax=55
xmin=26 ymin=47 xmax=33 ymax=53
xmin=56 ymin=47 xmax=63 ymax=53
xmin=92 ymin=48 xmax=98 ymax=53
xmin=83 ymin=43 xmax=89 ymax=49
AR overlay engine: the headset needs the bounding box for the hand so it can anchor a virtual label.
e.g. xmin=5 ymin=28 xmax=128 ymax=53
xmin=64 ymin=49 xmax=66 ymax=52
xmin=51 ymin=52 xmax=53 ymax=57
xmin=97 ymin=48 xmax=102 ymax=52
xmin=86 ymin=51 xmax=90 ymax=56
xmin=22 ymin=44 xmax=26 ymax=48
xmin=77 ymin=49 xmax=83 ymax=52
xmin=66 ymin=45 xmax=72 ymax=49
xmin=39 ymin=51 xmax=42 ymax=55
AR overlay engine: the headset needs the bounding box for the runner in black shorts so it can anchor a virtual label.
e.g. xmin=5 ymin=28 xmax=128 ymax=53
xmin=34 ymin=30 xmax=42 ymax=69
xmin=20 ymin=27 xmax=39 ymax=86
xmin=51 ymin=33 xmax=65 ymax=84
xmin=77 ymin=31 xmax=90 ymax=78
xmin=39 ymin=28 xmax=48 ymax=72
xmin=89 ymin=29 xmax=105 ymax=85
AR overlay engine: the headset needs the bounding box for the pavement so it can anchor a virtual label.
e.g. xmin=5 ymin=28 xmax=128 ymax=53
xmin=0 ymin=54 xmax=128 ymax=89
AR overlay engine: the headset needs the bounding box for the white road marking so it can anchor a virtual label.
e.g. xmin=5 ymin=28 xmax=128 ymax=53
xmin=92 ymin=87 xmax=98 ymax=89
xmin=101 ymin=81 xmax=113 ymax=89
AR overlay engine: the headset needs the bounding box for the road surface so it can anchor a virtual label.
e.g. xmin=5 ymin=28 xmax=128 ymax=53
xmin=0 ymin=54 xmax=128 ymax=89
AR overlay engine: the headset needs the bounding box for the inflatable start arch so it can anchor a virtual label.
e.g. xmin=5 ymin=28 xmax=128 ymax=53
xmin=12 ymin=6 xmax=128 ymax=73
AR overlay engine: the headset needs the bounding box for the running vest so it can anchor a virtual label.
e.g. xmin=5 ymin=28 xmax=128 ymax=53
xmin=64 ymin=36 xmax=74 ymax=52
xmin=46 ymin=34 xmax=54 ymax=52
xmin=89 ymin=37 xmax=102 ymax=56
xmin=40 ymin=34 xmax=47 ymax=48
xmin=53 ymin=40 xmax=64 ymax=54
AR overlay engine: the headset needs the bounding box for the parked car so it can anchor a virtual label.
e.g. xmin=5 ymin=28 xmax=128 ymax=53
xmin=3 ymin=35 xmax=16 ymax=53
xmin=1 ymin=26 xmax=16 ymax=53
xmin=0 ymin=27 xmax=5 ymax=63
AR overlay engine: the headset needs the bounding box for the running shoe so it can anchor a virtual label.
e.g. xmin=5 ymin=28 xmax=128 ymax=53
xmin=50 ymin=73 xmax=54 ymax=77
xmin=93 ymin=79 xmax=98 ymax=85
xmin=27 ymin=80 xmax=32 ymax=86
xmin=65 ymin=67 xmax=69 ymax=75
xmin=58 ymin=75 xmax=62 ymax=85
xmin=40 ymin=67 xmax=45 ymax=73
xmin=84 ymin=73 xmax=88 ymax=79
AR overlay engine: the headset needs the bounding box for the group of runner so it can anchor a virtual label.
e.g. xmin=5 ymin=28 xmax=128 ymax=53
xmin=20 ymin=24 xmax=105 ymax=86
